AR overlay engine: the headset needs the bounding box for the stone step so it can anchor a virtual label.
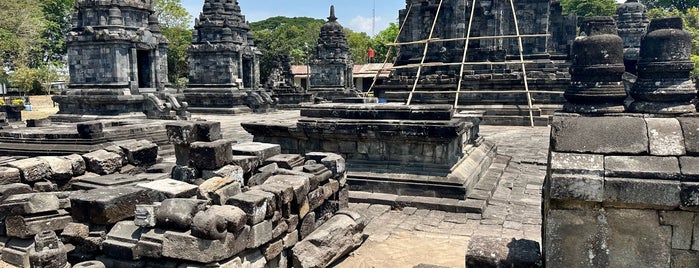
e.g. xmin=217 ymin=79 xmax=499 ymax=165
xmin=466 ymin=155 xmax=510 ymax=202
xmin=348 ymin=191 xmax=487 ymax=213
xmin=480 ymin=115 xmax=551 ymax=126
xmin=347 ymin=173 xmax=466 ymax=200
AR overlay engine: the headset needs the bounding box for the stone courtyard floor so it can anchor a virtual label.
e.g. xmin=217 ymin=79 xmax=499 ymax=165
xmin=200 ymin=111 xmax=551 ymax=268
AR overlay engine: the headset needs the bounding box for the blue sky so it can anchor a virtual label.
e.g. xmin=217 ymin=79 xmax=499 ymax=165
xmin=181 ymin=0 xmax=405 ymax=36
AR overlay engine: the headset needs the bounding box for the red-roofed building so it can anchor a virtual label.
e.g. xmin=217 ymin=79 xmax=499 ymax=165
xmin=291 ymin=63 xmax=393 ymax=92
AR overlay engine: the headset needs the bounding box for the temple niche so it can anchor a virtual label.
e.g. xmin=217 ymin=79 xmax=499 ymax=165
xmin=53 ymin=0 xmax=187 ymax=121
xmin=374 ymin=0 xmax=578 ymax=126
xmin=308 ymin=6 xmax=359 ymax=101
xmin=185 ymin=0 xmax=275 ymax=114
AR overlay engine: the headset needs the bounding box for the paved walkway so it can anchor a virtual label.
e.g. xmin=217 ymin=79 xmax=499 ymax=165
xmin=199 ymin=112 xmax=551 ymax=268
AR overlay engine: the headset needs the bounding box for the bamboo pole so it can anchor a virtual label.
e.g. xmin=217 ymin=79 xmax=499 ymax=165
xmin=365 ymin=2 xmax=414 ymax=96
xmin=509 ymin=0 xmax=536 ymax=127
xmin=406 ymin=0 xmax=444 ymax=105
xmin=386 ymin=34 xmax=550 ymax=46
xmin=455 ymin=0 xmax=478 ymax=107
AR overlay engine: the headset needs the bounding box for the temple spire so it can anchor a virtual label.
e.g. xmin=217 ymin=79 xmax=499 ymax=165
xmin=328 ymin=5 xmax=337 ymax=22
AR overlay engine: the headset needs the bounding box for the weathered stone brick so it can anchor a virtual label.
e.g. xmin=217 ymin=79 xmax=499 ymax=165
xmin=604 ymin=177 xmax=680 ymax=208
xmin=551 ymin=116 xmax=648 ymax=154
xmin=548 ymin=174 xmax=604 ymax=201
xmin=605 ymin=155 xmax=680 ymax=180
xmin=646 ymin=118 xmax=686 ymax=156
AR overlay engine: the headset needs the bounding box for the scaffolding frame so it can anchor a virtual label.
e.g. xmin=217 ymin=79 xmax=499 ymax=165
xmin=365 ymin=0 xmax=563 ymax=127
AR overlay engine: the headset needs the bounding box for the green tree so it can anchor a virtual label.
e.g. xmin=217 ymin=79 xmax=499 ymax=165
xmin=36 ymin=0 xmax=74 ymax=66
xmin=370 ymin=22 xmax=400 ymax=63
xmin=346 ymin=30 xmax=372 ymax=64
xmin=153 ymin=0 xmax=192 ymax=29
xmin=162 ymin=27 xmax=192 ymax=89
xmin=642 ymin=0 xmax=699 ymax=12
xmin=561 ymin=0 xmax=617 ymax=25
xmin=0 ymin=0 xmax=46 ymax=69
xmin=251 ymin=17 xmax=325 ymax=81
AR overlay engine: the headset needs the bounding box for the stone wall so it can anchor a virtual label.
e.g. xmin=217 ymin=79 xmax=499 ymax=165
xmin=544 ymin=115 xmax=699 ymax=267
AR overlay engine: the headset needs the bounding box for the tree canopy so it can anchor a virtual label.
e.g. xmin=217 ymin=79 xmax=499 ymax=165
xmin=642 ymin=0 xmax=699 ymax=12
xmin=561 ymin=0 xmax=618 ymax=25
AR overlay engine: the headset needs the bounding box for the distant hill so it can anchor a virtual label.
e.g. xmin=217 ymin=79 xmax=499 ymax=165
xmin=249 ymin=16 xmax=325 ymax=31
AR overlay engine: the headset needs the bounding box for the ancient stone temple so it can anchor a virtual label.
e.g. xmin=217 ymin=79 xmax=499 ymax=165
xmin=616 ymin=0 xmax=649 ymax=73
xmin=308 ymin=6 xmax=358 ymax=101
xmin=374 ymin=0 xmax=577 ymax=126
xmin=53 ymin=0 xmax=187 ymax=121
xmin=185 ymin=0 xmax=275 ymax=114
xmin=564 ymin=17 xmax=626 ymax=113
xmin=266 ymin=54 xmax=314 ymax=108
xmin=543 ymin=17 xmax=699 ymax=267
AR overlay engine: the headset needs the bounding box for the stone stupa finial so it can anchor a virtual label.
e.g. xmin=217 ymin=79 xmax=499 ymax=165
xmin=328 ymin=5 xmax=337 ymax=22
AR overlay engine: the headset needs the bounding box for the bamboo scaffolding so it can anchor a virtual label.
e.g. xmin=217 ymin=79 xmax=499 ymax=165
xmin=386 ymin=34 xmax=550 ymax=46
xmin=509 ymin=0 xmax=536 ymax=127
xmin=406 ymin=0 xmax=444 ymax=105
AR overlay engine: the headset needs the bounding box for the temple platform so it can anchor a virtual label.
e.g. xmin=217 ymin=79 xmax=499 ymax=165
xmin=242 ymin=103 xmax=507 ymax=212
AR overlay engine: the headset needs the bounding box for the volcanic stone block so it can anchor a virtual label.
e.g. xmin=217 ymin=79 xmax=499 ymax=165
xmin=135 ymin=228 xmax=165 ymax=259
xmin=202 ymin=165 xmax=244 ymax=185
xmin=291 ymin=213 xmax=365 ymax=268
xmin=264 ymin=154 xmax=305 ymax=169
xmin=82 ymin=150 xmax=123 ymax=175
xmin=551 ymin=116 xmax=648 ymax=154
xmin=70 ymin=187 xmax=154 ymax=225
xmin=134 ymin=204 xmax=159 ymax=227
xmin=137 ymin=179 xmax=198 ymax=199
xmin=231 ymin=155 xmax=263 ymax=174
xmin=8 ymin=158 xmax=53 ymax=183
xmin=207 ymin=205 xmax=247 ymax=232
xmin=299 ymin=212 xmax=316 ymax=239
xmin=605 ymin=155 xmax=680 ymax=179
xmin=194 ymin=121 xmax=222 ymax=142
xmin=681 ymin=157 xmax=699 ymax=181
xmin=74 ymin=261 xmax=106 ymax=268
xmin=77 ymin=122 xmax=104 ymax=139
xmin=0 ymin=167 xmax=21 ymax=185
xmin=606 ymin=209 xmax=672 ymax=267
xmin=0 ymin=192 xmax=60 ymax=215
xmin=303 ymin=164 xmax=333 ymax=189
xmin=659 ymin=211 xmax=694 ymax=250
xmin=680 ymin=118 xmax=699 ymax=155
xmin=161 ymin=227 xmax=249 ymax=263
xmin=249 ymin=220 xmax=273 ymax=248
xmin=102 ymin=221 xmax=145 ymax=260
xmin=37 ymin=156 xmax=73 ymax=181
xmin=227 ymin=190 xmax=270 ymax=225
xmin=305 ymin=152 xmax=346 ymax=177
xmin=266 ymin=175 xmax=310 ymax=204
xmin=1 ymin=238 xmax=34 ymax=267
xmin=262 ymin=239 xmax=284 ymax=261
xmin=171 ymin=165 xmax=198 ymax=183
xmin=548 ymin=174 xmax=604 ymax=202
xmin=103 ymin=145 xmax=127 ymax=166
xmin=5 ymin=210 xmax=72 ymax=239
xmin=604 ymin=177 xmax=680 ymax=208
xmin=115 ymin=139 xmax=158 ymax=166
xmin=198 ymin=176 xmax=237 ymax=201
xmin=238 ymin=249 xmax=268 ymax=268
xmin=646 ymin=118 xmax=686 ymax=156
xmin=156 ymin=198 xmax=208 ymax=230
xmin=544 ymin=209 xmax=610 ymax=267
xmin=232 ymin=142 xmax=282 ymax=160
xmin=166 ymin=122 xmax=197 ymax=145
xmin=680 ymin=182 xmax=699 ymax=209
xmin=63 ymin=154 xmax=86 ymax=176
xmin=465 ymin=236 xmax=541 ymax=268
xmin=254 ymin=182 xmax=295 ymax=206
xmin=189 ymin=139 xmax=234 ymax=170
xmin=0 ymin=183 xmax=32 ymax=201
xmin=28 ymin=231 xmax=69 ymax=268
xmin=283 ymin=229 xmax=299 ymax=249
xmin=191 ymin=210 xmax=228 ymax=240
xmin=550 ymin=152 xmax=604 ymax=176
xmin=213 ymin=181 xmax=243 ymax=205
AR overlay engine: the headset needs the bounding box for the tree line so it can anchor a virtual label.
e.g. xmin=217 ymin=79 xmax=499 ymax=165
xmin=3 ymin=0 xmax=699 ymax=95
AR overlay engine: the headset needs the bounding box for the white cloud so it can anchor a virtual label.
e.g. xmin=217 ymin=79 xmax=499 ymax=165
xmin=349 ymin=15 xmax=383 ymax=36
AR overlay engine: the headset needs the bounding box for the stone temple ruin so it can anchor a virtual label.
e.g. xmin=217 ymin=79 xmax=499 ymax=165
xmin=543 ymin=16 xmax=699 ymax=267
xmin=5 ymin=0 xmax=699 ymax=267
xmin=372 ymin=0 xmax=577 ymax=126
xmin=308 ymin=6 xmax=359 ymax=101
xmin=52 ymin=0 xmax=188 ymax=122
xmin=185 ymin=0 xmax=276 ymax=114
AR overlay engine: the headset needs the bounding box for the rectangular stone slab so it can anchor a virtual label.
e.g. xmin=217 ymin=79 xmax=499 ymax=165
xmin=70 ymin=187 xmax=154 ymax=225
xmin=5 ymin=209 xmax=72 ymax=239
xmin=551 ymin=116 xmax=648 ymax=154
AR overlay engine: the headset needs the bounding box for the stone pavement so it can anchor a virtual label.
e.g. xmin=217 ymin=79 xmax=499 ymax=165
xmin=197 ymin=112 xmax=551 ymax=267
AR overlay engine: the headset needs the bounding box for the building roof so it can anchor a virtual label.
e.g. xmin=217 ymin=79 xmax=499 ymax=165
xmin=291 ymin=63 xmax=394 ymax=78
